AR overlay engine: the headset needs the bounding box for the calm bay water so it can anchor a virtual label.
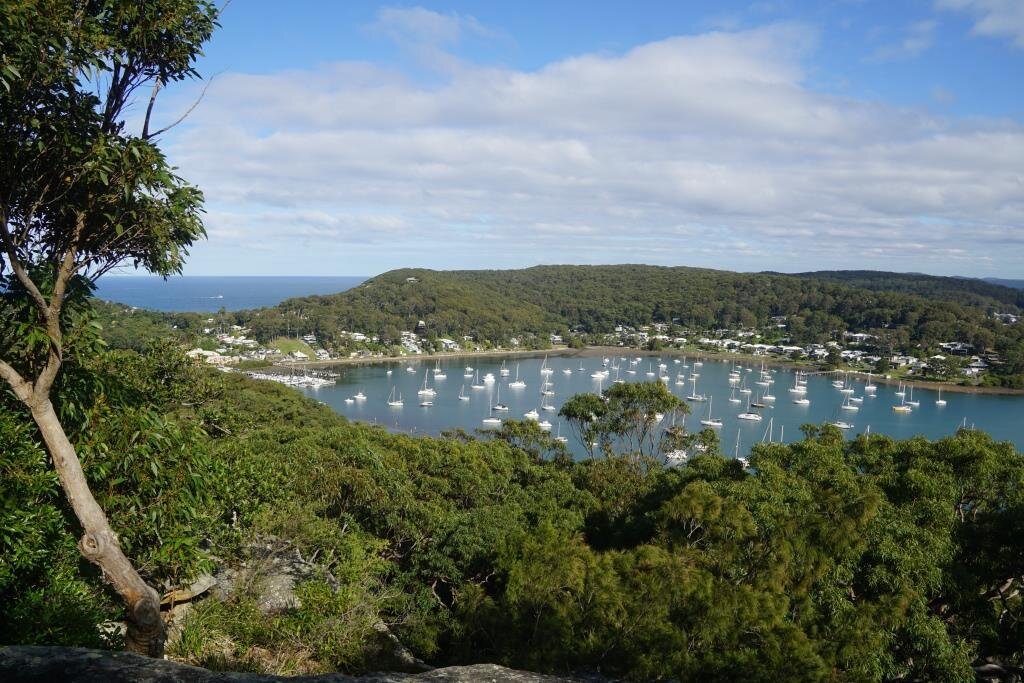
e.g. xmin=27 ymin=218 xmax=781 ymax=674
xmin=298 ymin=354 xmax=1024 ymax=457
xmin=95 ymin=276 xmax=365 ymax=312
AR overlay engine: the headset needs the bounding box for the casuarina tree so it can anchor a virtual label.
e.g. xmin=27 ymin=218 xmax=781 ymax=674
xmin=0 ymin=0 xmax=218 ymax=656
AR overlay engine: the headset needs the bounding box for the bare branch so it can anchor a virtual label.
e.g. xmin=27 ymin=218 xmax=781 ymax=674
xmin=141 ymin=77 xmax=163 ymax=139
xmin=145 ymin=72 xmax=221 ymax=140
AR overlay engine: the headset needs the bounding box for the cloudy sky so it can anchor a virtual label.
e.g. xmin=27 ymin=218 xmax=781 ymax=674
xmin=152 ymin=0 xmax=1024 ymax=277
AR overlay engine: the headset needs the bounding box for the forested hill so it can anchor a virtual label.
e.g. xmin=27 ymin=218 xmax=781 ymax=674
xmin=239 ymin=265 xmax=1021 ymax=353
xmin=793 ymin=270 xmax=1024 ymax=310
xmin=986 ymin=277 xmax=1024 ymax=291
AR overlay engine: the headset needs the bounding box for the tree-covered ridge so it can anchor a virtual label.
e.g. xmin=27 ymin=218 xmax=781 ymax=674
xmin=792 ymin=270 xmax=1024 ymax=310
xmin=241 ymin=264 xmax=1021 ymax=356
xmin=3 ymin=346 xmax=1022 ymax=680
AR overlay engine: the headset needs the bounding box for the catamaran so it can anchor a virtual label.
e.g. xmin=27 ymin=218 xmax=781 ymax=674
xmin=737 ymin=397 xmax=762 ymax=421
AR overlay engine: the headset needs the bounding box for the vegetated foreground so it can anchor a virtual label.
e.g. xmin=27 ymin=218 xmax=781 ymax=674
xmin=2 ymin=340 xmax=1021 ymax=681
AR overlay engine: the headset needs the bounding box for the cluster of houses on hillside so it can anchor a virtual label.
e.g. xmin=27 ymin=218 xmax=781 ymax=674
xmin=181 ymin=312 xmax=998 ymax=381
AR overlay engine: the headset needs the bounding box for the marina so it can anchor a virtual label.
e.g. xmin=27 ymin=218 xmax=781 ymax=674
xmin=290 ymin=354 xmax=1024 ymax=457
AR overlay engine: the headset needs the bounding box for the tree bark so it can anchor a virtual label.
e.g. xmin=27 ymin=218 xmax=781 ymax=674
xmin=29 ymin=398 xmax=166 ymax=656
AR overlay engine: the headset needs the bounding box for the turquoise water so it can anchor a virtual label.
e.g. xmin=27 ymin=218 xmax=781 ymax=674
xmin=95 ymin=276 xmax=365 ymax=312
xmin=297 ymin=354 xmax=1024 ymax=456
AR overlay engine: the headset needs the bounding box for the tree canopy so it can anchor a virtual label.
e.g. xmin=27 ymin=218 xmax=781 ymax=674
xmin=1 ymin=0 xmax=218 ymax=657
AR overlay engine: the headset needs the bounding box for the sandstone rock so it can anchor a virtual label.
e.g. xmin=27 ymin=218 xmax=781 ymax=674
xmin=162 ymin=574 xmax=218 ymax=606
xmin=0 ymin=647 xmax=585 ymax=682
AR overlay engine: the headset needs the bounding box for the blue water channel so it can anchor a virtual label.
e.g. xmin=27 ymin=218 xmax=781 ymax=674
xmin=298 ymin=354 xmax=1024 ymax=457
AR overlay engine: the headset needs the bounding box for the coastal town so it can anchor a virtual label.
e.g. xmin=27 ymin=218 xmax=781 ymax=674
xmin=182 ymin=312 xmax=1010 ymax=392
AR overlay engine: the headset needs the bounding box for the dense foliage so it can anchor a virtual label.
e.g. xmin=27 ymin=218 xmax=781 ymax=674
xmin=3 ymin=340 xmax=1022 ymax=680
xmin=793 ymin=270 xmax=1024 ymax=311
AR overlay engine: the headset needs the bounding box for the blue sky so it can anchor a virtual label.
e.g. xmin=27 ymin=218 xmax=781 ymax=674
xmin=147 ymin=1 xmax=1024 ymax=277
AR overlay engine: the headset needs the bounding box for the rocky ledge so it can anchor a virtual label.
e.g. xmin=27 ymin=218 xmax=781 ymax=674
xmin=0 ymin=646 xmax=582 ymax=683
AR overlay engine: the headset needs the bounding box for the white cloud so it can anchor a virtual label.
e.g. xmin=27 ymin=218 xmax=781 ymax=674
xmin=168 ymin=23 xmax=1024 ymax=277
xmin=866 ymin=20 xmax=937 ymax=62
xmin=937 ymin=0 xmax=1024 ymax=48
xmin=367 ymin=6 xmax=494 ymax=45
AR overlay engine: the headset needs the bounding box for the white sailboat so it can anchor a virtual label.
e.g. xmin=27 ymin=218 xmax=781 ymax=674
xmin=471 ymin=369 xmax=485 ymax=390
xmin=864 ymin=371 xmax=877 ymax=393
xmin=458 ymin=385 xmax=469 ymax=401
xmin=500 ymin=360 xmax=510 ymax=377
xmin=728 ymin=387 xmax=741 ymax=404
xmin=554 ymin=423 xmax=568 ymax=444
xmin=509 ymin=363 xmax=526 ymax=389
xmin=906 ymin=384 xmax=920 ymax=408
xmin=417 ymin=370 xmax=436 ymax=397
xmin=493 ymin=385 xmax=508 ymax=412
xmin=387 ymin=387 xmax=404 ymax=407
xmin=686 ymin=375 xmax=706 ymax=402
xmin=482 ymin=393 xmax=502 ymax=427
xmin=699 ymin=396 xmax=723 ymax=428
xmin=935 ymin=388 xmax=946 ymax=407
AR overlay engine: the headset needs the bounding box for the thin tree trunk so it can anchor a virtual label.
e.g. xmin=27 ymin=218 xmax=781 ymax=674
xmin=29 ymin=397 xmax=166 ymax=656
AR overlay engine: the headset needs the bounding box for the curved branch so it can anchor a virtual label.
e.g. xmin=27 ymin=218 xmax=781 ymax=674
xmin=0 ymin=358 xmax=33 ymax=404
xmin=144 ymin=72 xmax=221 ymax=140
xmin=0 ymin=215 xmax=50 ymax=318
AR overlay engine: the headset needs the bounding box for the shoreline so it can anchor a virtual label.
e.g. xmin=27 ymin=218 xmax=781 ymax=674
xmin=276 ymin=345 xmax=1024 ymax=397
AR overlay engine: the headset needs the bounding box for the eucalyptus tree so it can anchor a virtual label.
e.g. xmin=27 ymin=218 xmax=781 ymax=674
xmin=0 ymin=0 xmax=218 ymax=656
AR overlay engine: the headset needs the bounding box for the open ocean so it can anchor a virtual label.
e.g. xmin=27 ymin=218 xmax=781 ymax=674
xmin=94 ymin=276 xmax=366 ymax=312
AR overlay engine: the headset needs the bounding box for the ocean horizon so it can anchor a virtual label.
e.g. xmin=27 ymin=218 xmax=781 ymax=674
xmin=94 ymin=275 xmax=367 ymax=312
